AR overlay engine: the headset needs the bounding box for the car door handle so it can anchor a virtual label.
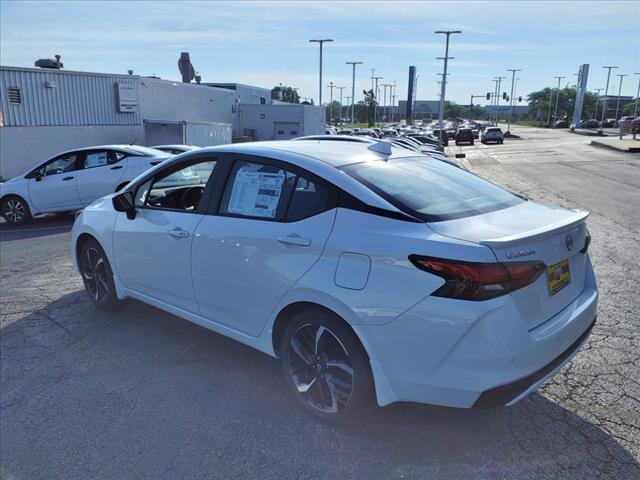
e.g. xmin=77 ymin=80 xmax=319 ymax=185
xmin=277 ymin=235 xmax=311 ymax=247
xmin=110 ymin=165 xmax=123 ymax=170
xmin=168 ymin=228 xmax=190 ymax=239
xmin=62 ymin=176 xmax=74 ymax=181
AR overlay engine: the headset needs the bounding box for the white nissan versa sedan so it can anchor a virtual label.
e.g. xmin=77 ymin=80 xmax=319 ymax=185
xmin=70 ymin=140 xmax=598 ymax=421
xmin=0 ymin=145 xmax=170 ymax=224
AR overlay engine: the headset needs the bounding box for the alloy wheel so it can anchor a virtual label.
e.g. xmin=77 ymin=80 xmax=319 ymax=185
xmin=287 ymin=323 xmax=354 ymax=414
xmin=3 ymin=199 xmax=25 ymax=223
xmin=81 ymin=247 xmax=110 ymax=303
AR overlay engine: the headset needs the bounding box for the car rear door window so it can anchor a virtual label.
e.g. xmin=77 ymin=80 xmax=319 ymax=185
xmin=220 ymin=160 xmax=329 ymax=221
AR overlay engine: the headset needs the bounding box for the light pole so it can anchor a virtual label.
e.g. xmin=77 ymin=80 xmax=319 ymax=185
xmin=600 ymin=66 xmax=618 ymax=131
xmin=553 ymin=75 xmax=565 ymax=124
xmin=346 ymin=61 xmax=363 ymax=125
xmin=495 ymin=76 xmax=506 ymax=124
xmin=492 ymin=78 xmax=500 ymax=123
xmin=382 ymin=83 xmax=392 ymax=124
xmin=370 ymin=68 xmax=375 ymax=92
xmin=391 ymin=81 xmax=397 ymax=123
xmin=337 ymin=86 xmax=345 ymax=124
xmin=309 ymin=39 xmax=333 ymax=106
xmin=435 ymin=30 xmax=462 ymax=148
xmin=506 ymin=68 xmax=521 ymax=134
xmin=634 ymin=73 xmax=640 ymax=118
xmin=327 ymin=81 xmax=335 ymax=125
xmin=372 ymin=76 xmax=383 ymax=124
xmin=469 ymin=94 xmax=484 ymax=119
xmin=593 ymin=88 xmax=603 ymax=118
xmin=546 ymin=81 xmax=554 ymax=125
xmin=614 ymin=74 xmax=628 ymax=121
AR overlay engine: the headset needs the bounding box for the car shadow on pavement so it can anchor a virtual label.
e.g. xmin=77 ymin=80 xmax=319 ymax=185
xmin=1 ymin=292 xmax=638 ymax=480
xmin=0 ymin=214 xmax=75 ymax=241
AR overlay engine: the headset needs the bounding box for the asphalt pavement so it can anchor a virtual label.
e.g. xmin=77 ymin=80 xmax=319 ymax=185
xmin=1 ymin=128 xmax=639 ymax=479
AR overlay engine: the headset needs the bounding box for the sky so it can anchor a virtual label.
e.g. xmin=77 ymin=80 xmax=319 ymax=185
xmin=1 ymin=0 xmax=639 ymax=106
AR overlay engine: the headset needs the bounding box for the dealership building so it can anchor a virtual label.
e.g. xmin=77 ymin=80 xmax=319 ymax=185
xmin=0 ymin=63 xmax=324 ymax=179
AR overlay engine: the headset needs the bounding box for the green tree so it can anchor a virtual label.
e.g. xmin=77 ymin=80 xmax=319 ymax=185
xmin=444 ymin=101 xmax=465 ymax=119
xmin=324 ymin=100 xmax=341 ymax=124
xmin=526 ymin=87 xmax=599 ymax=124
xmin=622 ymin=98 xmax=639 ymax=116
xmin=361 ymin=89 xmax=377 ymax=126
xmin=275 ymin=86 xmax=300 ymax=104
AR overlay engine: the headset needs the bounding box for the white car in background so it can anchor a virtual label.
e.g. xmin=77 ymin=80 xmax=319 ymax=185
xmin=71 ymin=140 xmax=597 ymax=421
xmin=151 ymin=145 xmax=201 ymax=155
xmin=482 ymin=127 xmax=505 ymax=144
xmin=0 ymin=145 xmax=169 ymax=224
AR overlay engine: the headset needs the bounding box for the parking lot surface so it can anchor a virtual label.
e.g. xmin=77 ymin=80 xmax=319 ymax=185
xmin=2 ymin=127 xmax=639 ymax=479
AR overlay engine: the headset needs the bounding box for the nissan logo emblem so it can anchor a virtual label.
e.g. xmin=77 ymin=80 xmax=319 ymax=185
xmin=565 ymin=235 xmax=574 ymax=251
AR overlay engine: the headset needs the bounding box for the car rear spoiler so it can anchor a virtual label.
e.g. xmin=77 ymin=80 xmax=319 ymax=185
xmin=479 ymin=210 xmax=589 ymax=247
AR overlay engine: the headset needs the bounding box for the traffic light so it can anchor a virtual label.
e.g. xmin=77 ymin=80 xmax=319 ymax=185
xmin=486 ymin=92 xmax=491 ymax=100
xmin=502 ymin=92 xmax=507 ymax=100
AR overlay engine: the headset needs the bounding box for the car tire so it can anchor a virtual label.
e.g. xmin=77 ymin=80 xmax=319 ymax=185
xmin=455 ymin=141 xmax=459 ymax=146
xmin=280 ymin=308 xmax=375 ymax=423
xmin=1 ymin=195 xmax=32 ymax=225
xmin=79 ymin=238 xmax=121 ymax=310
xmin=471 ymin=140 xmax=474 ymax=145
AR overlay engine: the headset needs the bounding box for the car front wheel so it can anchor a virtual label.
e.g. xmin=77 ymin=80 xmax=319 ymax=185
xmin=79 ymin=238 xmax=121 ymax=309
xmin=280 ymin=309 xmax=374 ymax=423
xmin=1 ymin=196 xmax=32 ymax=225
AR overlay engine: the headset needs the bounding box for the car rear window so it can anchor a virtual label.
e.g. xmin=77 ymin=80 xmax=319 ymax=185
xmin=342 ymin=157 xmax=523 ymax=221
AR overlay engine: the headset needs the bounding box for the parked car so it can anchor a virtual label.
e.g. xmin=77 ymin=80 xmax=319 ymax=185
xmin=602 ymin=118 xmax=617 ymax=128
xmin=151 ymin=145 xmax=201 ymax=155
xmin=430 ymin=128 xmax=449 ymax=146
xmin=455 ymin=128 xmax=475 ymax=145
xmin=0 ymin=145 xmax=170 ymax=224
xmin=572 ymin=119 xmax=601 ymax=129
xmin=72 ymin=140 xmax=597 ymax=421
xmin=553 ymin=121 xmax=569 ymax=129
xmin=482 ymin=127 xmax=504 ymax=144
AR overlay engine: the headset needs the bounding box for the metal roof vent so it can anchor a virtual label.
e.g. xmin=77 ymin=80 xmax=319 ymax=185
xmin=367 ymin=140 xmax=392 ymax=156
xmin=35 ymin=54 xmax=63 ymax=69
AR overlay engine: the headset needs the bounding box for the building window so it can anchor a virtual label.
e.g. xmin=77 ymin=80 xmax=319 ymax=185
xmin=260 ymin=97 xmax=266 ymax=104
xmin=8 ymin=87 xmax=21 ymax=104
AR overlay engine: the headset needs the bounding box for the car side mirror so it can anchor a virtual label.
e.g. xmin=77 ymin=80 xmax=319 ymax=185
xmin=112 ymin=191 xmax=136 ymax=220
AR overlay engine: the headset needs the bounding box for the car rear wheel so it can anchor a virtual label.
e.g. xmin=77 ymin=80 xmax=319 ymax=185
xmin=79 ymin=238 xmax=121 ymax=309
xmin=280 ymin=309 xmax=374 ymax=423
xmin=1 ymin=195 xmax=32 ymax=225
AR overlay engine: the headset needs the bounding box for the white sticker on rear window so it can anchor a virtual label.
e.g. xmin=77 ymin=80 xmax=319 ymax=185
xmin=227 ymin=170 xmax=285 ymax=218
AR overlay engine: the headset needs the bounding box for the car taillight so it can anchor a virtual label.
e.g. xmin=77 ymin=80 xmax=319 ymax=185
xmin=409 ymin=255 xmax=546 ymax=301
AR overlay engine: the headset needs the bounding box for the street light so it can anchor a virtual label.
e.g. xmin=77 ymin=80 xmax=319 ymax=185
xmin=553 ymin=75 xmax=565 ymax=124
xmin=600 ymin=66 xmax=618 ymax=132
xmin=634 ymin=73 xmax=640 ymax=118
xmin=506 ymin=68 xmax=521 ymax=134
xmin=308 ymin=39 xmax=333 ymax=106
xmin=381 ymin=83 xmax=392 ymax=124
xmin=327 ymin=81 xmax=336 ymax=125
xmin=614 ymin=74 xmax=628 ymax=121
xmin=435 ymin=30 xmax=462 ymax=148
xmin=494 ymin=76 xmax=506 ymax=124
xmin=337 ymin=86 xmax=345 ymax=124
xmin=372 ymin=76 xmax=383 ymax=124
xmin=593 ymin=88 xmax=604 ymax=118
xmin=346 ymin=61 xmax=363 ymax=125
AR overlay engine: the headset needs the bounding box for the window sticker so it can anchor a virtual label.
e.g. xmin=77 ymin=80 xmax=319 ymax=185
xmin=227 ymin=169 xmax=285 ymax=218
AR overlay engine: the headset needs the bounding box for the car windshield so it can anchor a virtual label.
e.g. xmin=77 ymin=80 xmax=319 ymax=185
xmin=342 ymin=157 xmax=523 ymax=221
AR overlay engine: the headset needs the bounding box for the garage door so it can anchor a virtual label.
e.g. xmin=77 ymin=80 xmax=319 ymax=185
xmin=274 ymin=122 xmax=300 ymax=140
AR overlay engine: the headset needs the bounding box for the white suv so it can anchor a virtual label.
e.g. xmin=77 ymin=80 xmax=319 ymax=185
xmin=482 ymin=127 xmax=504 ymax=144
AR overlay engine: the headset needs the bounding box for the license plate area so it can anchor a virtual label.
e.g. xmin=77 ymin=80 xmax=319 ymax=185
xmin=547 ymin=259 xmax=570 ymax=295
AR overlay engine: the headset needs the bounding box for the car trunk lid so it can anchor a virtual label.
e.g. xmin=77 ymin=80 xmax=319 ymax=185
xmin=429 ymin=201 xmax=590 ymax=330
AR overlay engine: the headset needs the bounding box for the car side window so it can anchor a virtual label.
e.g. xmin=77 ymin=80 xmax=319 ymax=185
xmin=219 ymin=160 xmax=329 ymax=221
xmin=141 ymin=160 xmax=217 ymax=212
xmin=84 ymin=151 xmax=111 ymax=169
xmin=42 ymin=154 xmax=78 ymax=176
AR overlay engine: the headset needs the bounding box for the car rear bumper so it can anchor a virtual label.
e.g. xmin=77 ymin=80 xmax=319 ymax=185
xmin=356 ymin=259 xmax=598 ymax=408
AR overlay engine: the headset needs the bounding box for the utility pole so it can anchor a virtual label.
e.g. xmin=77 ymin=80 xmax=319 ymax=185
xmin=593 ymin=88 xmax=603 ymax=118
xmin=435 ymin=30 xmax=462 ymax=148
xmin=370 ymin=68 xmax=375 ymax=92
xmin=492 ymin=78 xmax=499 ymax=123
xmin=633 ymin=73 xmax=640 ymax=118
xmin=372 ymin=76 xmax=383 ymax=125
xmin=337 ymin=86 xmax=345 ymax=124
xmin=552 ymin=75 xmax=565 ymax=125
xmin=614 ymin=74 xmax=628 ymax=121
xmin=495 ymin=76 xmax=506 ymax=124
xmin=391 ymin=81 xmax=397 ymax=123
xmin=308 ymin=39 xmax=333 ymax=106
xmin=600 ymin=66 xmax=618 ymax=131
xmin=381 ymin=83 xmax=392 ymax=124
xmin=346 ymin=61 xmax=363 ymax=125
xmin=506 ymin=68 xmax=521 ymax=134
xmin=327 ymin=81 xmax=335 ymax=125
